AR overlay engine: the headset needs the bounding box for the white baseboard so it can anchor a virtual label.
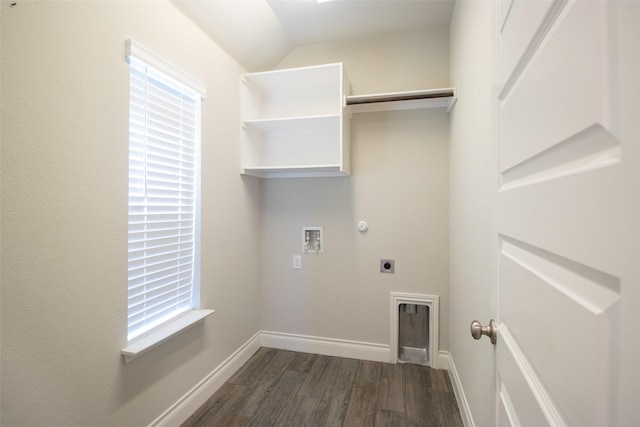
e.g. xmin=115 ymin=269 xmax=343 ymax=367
xmin=260 ymin=330 xmax=391 ymax=363
xmin=440 ymin=351 xmax=475 ymax=427
xmin=438 ymin=350 xmax=450 ymax=371
xmin=148 ymin=331 xmax=261 ymax=427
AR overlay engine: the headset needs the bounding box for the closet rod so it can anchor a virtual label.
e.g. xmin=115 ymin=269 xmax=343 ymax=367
xmin=346 ymin=88 xmax=454 ymax=106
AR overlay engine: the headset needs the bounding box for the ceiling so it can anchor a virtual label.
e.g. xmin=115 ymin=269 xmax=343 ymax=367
xmin=172 ymin=0 xmax=455 ymax=72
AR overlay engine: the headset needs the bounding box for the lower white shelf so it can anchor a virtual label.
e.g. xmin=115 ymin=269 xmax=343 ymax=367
xmin=243 ymin=114 xmax=340 ymax=132
xmin=243 ymin=164 xmax=347 ymax=178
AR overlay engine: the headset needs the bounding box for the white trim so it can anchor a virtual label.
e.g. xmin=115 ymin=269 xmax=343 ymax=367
xmin=438 ymin=350 xmax=451 ymax=371
xmin=389 ymin=292 xmax=439 ymax=368
xmin=499 ymin=324 xmax=568 ymax=426
xmin=442 ymin=351 xmax=476 ymax=427
xmin=122 ymin=309 xmax=214 ymax=364
xmin=260 ymin=330 xmax=390 ymax=363
xmin=148 ymin=331 xmax=261 ymax=427
xmin=125 ymin=39 xmax=206 ymax=97
xmin=499 ymin=383 xmax=523 ymax=427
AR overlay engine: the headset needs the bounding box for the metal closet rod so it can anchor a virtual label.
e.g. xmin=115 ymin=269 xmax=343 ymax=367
xmin=345 ymin=89 xmax=455 ymax=105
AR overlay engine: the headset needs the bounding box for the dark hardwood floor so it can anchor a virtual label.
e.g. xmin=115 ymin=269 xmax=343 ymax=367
xmin=182 ymin=347 xmax=464 ymax=427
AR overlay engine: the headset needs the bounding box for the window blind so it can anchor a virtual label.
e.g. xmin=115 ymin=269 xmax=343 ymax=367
xmin=127 ymin=53 xmax=202 ymax=342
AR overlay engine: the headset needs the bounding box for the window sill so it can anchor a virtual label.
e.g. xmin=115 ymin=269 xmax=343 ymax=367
xmin=121 ymin=309 xmax=214 ymax=364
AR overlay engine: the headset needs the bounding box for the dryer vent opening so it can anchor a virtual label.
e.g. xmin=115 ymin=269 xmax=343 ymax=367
xmin=390 ymin=293 xmax=439 ymax=368
xmin=398 ymin=303 xmax=430 ymax=365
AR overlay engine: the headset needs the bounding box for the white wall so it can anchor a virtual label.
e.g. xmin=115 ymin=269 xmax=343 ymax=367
xmin=0 ymin=2 xmax=260 ymax=425
xmin=449 ymin=2 xmax=496 ymax=426
xmin=277 ymin=29 xmax=450 ymax=94
xmin=259 ymin=29 xmax=451 ymax=352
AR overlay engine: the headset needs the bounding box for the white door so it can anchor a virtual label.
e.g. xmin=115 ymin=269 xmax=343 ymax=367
xmin=492 ymin=0 xmax=639 ymax=426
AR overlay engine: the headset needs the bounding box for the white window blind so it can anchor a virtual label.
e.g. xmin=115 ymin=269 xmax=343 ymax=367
xmin=127 ymin=46 xmax=203 ymax=343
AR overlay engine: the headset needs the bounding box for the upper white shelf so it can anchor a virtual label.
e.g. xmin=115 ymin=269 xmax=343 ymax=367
xmin=242 ymin=63 xmax=343 ymax=91
xmin=346 ymin=88 xmax=456 ymax=114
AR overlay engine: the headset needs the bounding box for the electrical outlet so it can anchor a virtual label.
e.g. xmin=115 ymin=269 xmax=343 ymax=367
xmin=380 ymin=259 xmax=395 ymax=274
xmin=293 ymin=255 xmax=302 ymax=270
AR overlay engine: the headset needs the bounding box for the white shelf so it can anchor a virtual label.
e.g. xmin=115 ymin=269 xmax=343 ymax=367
xmin=243 ymin=164 xmax=345 ymax=179
xmin=243 ymin=114 xmax=340 ymax=132
xmin=240 ymin=63 xmax=350 ymax=178
xmin=242 ymin=63 xmax=343 ymax=94
xmin=239 ymin=64 xmax=452 ymax=178
xmin=346 ymin=88 xmax=456 ymax=114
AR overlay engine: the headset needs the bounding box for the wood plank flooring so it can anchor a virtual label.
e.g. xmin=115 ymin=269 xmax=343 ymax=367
xmin=182 ymin=348 xmax=463 ymax=427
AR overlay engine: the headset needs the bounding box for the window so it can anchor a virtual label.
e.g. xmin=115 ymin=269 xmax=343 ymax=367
xmin=126 ymin=40 xmax=207 ymax=344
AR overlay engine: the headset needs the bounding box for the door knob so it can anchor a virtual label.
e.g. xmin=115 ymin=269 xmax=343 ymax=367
xmin=470 ymin=319 xmax=497 ymax=344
